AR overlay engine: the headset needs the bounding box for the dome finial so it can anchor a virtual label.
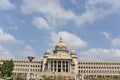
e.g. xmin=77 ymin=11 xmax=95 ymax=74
xmin=59 ymin=37 xmax=63 ymax=42
xmin=55 ymin=37 xmax=67 ymax=50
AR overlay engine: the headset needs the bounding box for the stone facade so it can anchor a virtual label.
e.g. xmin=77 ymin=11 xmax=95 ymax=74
xmin=0 ymin=37 xmax=120 ymax=80
xmin=40 ymin=37 xmax=78 ymax=79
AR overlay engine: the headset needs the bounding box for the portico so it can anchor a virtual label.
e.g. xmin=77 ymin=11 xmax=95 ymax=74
xmin=47 ymin=59 xmax=72 ymax=72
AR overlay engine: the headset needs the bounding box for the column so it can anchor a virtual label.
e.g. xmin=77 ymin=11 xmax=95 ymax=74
xmin=50 ymin=60 xmax=51 ymax=72
xmin=48 ymin=60 xmax=49 ymax=71
xmin=53 ymin=60 xmax=54 ymax=72
xmin=68 ymin=61 xmax=70 ymax=72
xmin=65 ymin=61 xmax=66 ymax=72
xmin=51 ymin=60 xmax=53 ymax=72
xmin=69 ymin=61 xmax=71 ymax=72
xmin=56 ymin=60 xmax=58 ymax=72
xmin=61 ymin=60 xmax=63 ymax=72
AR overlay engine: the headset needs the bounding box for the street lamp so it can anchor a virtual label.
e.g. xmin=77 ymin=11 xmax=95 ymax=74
xmin=53 ymin=72 xmax=55 ymax=80
xmin=27 ymin=56 xmax=34 ymax=80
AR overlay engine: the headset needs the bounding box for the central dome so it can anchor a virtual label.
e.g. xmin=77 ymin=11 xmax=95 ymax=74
xmin=55 ymin=37 xmax=67 ymax=50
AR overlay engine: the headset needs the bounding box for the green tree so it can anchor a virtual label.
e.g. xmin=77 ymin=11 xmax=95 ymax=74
xmin=44 ymin=77 xmax=53 ymax=80
xmin=1 ymin=59 xmax=14 ymax=77
xmin=0 ymin=64 xmax=2 ymax=77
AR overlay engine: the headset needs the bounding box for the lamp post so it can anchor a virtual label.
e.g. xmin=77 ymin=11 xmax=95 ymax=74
xmin=27 ymin=56 xmax=34 ymax=80
xmin=53 ymin=72 xmax=55 ymax=80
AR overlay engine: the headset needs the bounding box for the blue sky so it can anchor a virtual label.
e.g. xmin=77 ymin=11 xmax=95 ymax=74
xmin=0 ymin=0 xmax=120 ymax=60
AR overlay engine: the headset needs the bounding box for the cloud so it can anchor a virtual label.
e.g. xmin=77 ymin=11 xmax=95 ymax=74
xmin=70 ymin=0 xmax=78 ymax=5
xmin=21 ymin=0 xmax=76 ymax=20
xmin=20 ymin=45 xmax=36 ymax=58
xmin=80 ymin=48 xmax=120 ymax=61
xmin=0 ymin=28 xmax=23 ymax=44
xmin=0 ymin=45 xmax=14 ymax=59
xmin=0 ymin=0 xmax=15 ymax=10
xmin=21 ymin=0 xmax=120 ymax=28
xmin=0 ymin=28 xmax=36 ymax=59
xmin=76 ymin=0 xmax=120 ymax=26
xmin=102 ymin=31 xmax=110 ymax=39
xmin=21 ymin=0 xmax=76 ymax=28
xmin=50 ymin=31 xmax=87 ymax=49
xmin=32 ymin=17 xmax=50 ymax=30
xmin=111 ymin=36 xmax=120 ymax=47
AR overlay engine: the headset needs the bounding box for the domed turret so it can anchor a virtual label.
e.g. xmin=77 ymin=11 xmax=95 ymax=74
xmin=70 ymin=49 xmax=77 ymax=58
xmin=55 ymin=37 xmax=67 ymax=50
xmin=44 ymin=49 xmax=51 ymax=58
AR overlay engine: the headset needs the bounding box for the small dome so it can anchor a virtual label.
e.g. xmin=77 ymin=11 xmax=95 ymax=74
xmin=55 ymin=37 xmax=67 ymax=50
xmin=44 ymin=49 xmax=51 ymax=57
xmin=70 ymin=49 xmax=77 ymax=58
xmin=70 ymin=49 xmax=76 ymax=55
xmin=45 ymin=49 xmax=51 ymax=53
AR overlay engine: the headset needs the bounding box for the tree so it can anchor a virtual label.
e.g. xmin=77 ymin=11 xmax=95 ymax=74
xmin=0 ymin=64 xmax=2 ymax=77
xmin=0 ymin=59 xmax=14 ymax=77
xmin=43 ymin=77 xmax=53 ymax=80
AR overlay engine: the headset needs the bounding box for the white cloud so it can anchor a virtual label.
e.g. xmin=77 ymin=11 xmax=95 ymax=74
xmin=0 ymin=28 xmax=17 ymax=43
xmin=0 ymin=45 xmax=13 ymax=58
xmin=21 ymin=0 xmax=76 ymax=20
xmin=20 ymin=45 xmax=36 ymax=58
xmin=0 ymin=0 xmax=15 ymax=10
xmin=50 ymin=31 xmax=87 ymax=49
xmin=80 ymin=48 xmax=120 ymax=60
xmin=32 ymin=17 xmax=50 ymax=29
xmin=0 ymin=28 xmax=37 ymax=58
xmin=76 ymin=0 xmax=120 ymax=26
xmin=102 ymin=31 xmax=110 ymax=39
xmin=0 ymin=28 xmax=23 ymax=44
xmin=21 ymin=0 xmax=76 ymax=28
xmin=70 ymin=0 xmax=78 ymax=5
xmin=21 ymin=0 xmax=120 ymax=28
xmin=111 ymin=36 xmax=120 ymax=47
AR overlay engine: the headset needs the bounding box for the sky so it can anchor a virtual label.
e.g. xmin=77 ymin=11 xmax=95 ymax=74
xmin=0 ymin=0 xmax=120 ymax=60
